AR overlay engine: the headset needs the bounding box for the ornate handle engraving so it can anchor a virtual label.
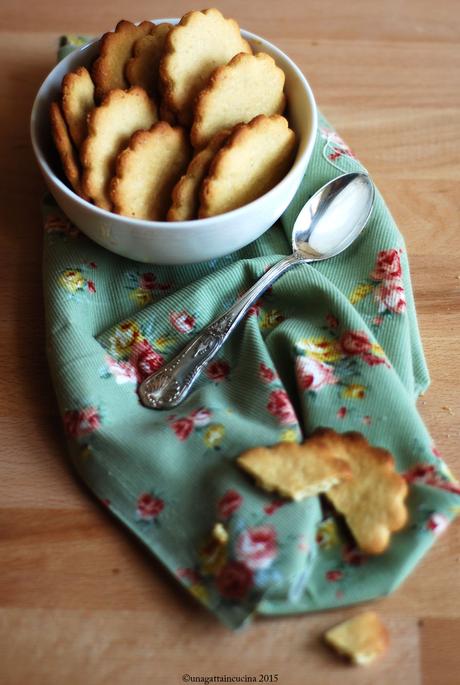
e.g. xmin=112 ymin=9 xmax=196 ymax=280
xmin=139 ymin=254 xmax=305 ymax=409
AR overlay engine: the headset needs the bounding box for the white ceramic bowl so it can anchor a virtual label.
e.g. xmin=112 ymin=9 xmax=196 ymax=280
xmin=30 ymin=20 xmax=317 ymax=264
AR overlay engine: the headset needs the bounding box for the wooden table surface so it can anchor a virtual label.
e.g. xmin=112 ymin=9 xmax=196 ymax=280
xmin=1 ymin=0 xmax=459 ymax=683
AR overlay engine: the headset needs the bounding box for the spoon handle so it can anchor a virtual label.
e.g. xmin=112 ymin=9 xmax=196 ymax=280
xmin=139 ymin=253 xmax=304 ymax=409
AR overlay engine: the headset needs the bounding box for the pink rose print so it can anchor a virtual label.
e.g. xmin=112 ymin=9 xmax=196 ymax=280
xmin=425 ymin=513 xmax=449 ymax=536
xmin=325 ymin=569 xmax=343 ymax=582
xmin=337 ymin=406 xmax=347 ymax=419
xmin=259 ymin=362 xmax=277 ymax=383
xmin=235 ymin=525 xmax=277 ymax=570
xmin=216 ymin=561 xmax=253 ymax=599
xmin=218 ymin=490 xmax=243 ymax=519
xmin=371 ymin=249 xmax=402 ymax=281
xmin=170 ymin=310 xmax=196 ymax=334
xmin=375 ymin=280 xmax=406 ymax=314
xmin=404 ymin=464 xmax=460 ymax=495
xmin=169 ymin=417 xmax=194 ymax=441
xmin=136 ymin=493 xmax=164 ymax=521
xmin=267 ymin=390 xmax=297 ymax=425
xmin=246 ymin=298 xmax=263 ymax=317
xmin=106 ymin=357 xmax=138 ymax=384
xmin=340 ymin=331 xmax=372 ymax=356
xmin=206 ymin=360 xmax=230 ymax=382
xmin=130 ymin=340 xmax=164 ymax=381
xmin=176 ymin=567 xmax=201 ymax=584
xmin=325 ymin=313 xmax=339 ymax=329
xmin=190 ymin=407 xmax=212 ymax=427
xmin=63 ymin=406 xmax=100 ymax=438
xmin=87 ymin=280 xmax=96 ymax=293
xmin=139 ymin=272 xmax=171 ymax=292
xmin=295 ymin=356 xmax=338 ymax=392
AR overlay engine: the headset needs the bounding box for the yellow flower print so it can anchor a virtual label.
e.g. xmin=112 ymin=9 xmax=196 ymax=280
xmin=316 ymin=517 xmax=340 ymax=549
xmin=59 ymin=269 xmax=85 ymax=293
xmin=349 ymin=283 xmax=374 ymax=304
xmin=113 ymin=321 xmax=141 ymax=358
xmin=189 ymin=583 xmax=209 ymax=605
xmin=130 ymin=288 xmax=153 ymax=307
xmin=298 ymin=337 xmax=343 ymax=363
xmin=280 ymin=428 xmax=298 ymax=443
xmin=259 ymin=309 xmax=284 ymax=330
xmin=203 ymin=424 xmax=225 ymax=449
xmin=371 ymin=342 xmax=385 ymax=358
xmin=199 ymin=535 xmax=228 ymax=575
xmin=154 ymin=335 xmax=176 ymax=351
xmin=342 ymin=384 xmax=367 ymax=399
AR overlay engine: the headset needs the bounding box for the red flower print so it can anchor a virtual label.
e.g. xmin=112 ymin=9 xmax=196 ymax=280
xmin=136 ymin=493 xmax=164 ymax=521
xmin=326 ymin=570 xmax=343 ymax=582
xmin=206 ymin=360 xmax=230 ymax=382
xmin=340 ymin=331 xmax=372 ymax=356
xmin=425 ymin=513 xmax=449 ymax=536
xmin=235 ymin=526 xmax=277 ymax=570
xmin=130 ymin=340 xmax=164 ymax=381
xmin=63 ymin=406 xmax=100 ymax=438
xmin=296 ymin=356 xmax=337 ymax=392
xmin=169 ymin=417 xmax=194 ymax=441
xmin=264 ymin=499 xmax=286 ymax=516
xmin=375 ymin=280 xmax=406 ymax=314
xmin=404 ymin=464 xmax=460 ymax=495
xmin=361 ymin=353 xmax=386 ymax=367
xmin=325 ymin=313 xmax=339 ymax=329
xmin=216 ymin=561 xmax=253 ymax=600
xmin=140 ymin=272 xmax=157 ymax=290
xmin=176 ymin=567 xmax=201 ymax=584
xmin=89 ymin=262 xmax=97 ymax=269
xmin=337 ymin=406 xmax=347 ymax=419
xmin=246 ymin=298 xmax=263 ymax=317
xmin=190 ymin=407 xmax=212 ymax=427
xmin=432 ymin=445 xmax=442 ymax=459
xmin=371 ymin=249 xmax=402 ymax=281
xmin=342 ymin=544 xmax=367 ymax=566
xmin=87 ymin=280 xmax=96 ymax=293
xmin=259 ymin=362 xmax=277 ymax=383
xmin=267 ymin=390 xmax=297 ymax=425
xmin=170 ymin=310 xmax=196 ymax=334
xmin=218 ymin=490 xmax=243 ymax=519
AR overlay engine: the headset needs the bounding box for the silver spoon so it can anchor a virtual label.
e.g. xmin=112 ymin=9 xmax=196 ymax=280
xmin=139 ymin=172 xmax=375 ymax=410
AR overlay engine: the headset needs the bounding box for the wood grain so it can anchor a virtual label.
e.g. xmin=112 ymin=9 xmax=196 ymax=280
xmin=1 ymin=1 xmax=459 ymax=683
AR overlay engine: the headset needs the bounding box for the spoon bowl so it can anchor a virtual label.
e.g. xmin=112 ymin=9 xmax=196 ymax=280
xmin=293 ymin=172 xmax=375 ymax=260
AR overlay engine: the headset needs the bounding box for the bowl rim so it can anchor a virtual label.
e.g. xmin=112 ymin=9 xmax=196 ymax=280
xmin=30 ymin=20 xmax=318 ymax=232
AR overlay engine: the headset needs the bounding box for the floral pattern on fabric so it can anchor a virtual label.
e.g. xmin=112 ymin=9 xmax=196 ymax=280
xmin=125 ymin=270 xmax=172 ymax=307
xmin=58 ymin=264 xmax=97 ymax=298
xmin=63 ymin=405 xmax=101 ymax=439
xmin=349 ymin=249 xmax=407 ymax=325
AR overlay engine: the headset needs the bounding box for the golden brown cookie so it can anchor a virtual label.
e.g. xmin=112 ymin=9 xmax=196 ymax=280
xmin=317 ymin=429 xmax=408 ymax=554
xmin=61 ymin=66 xmax=95 ymax=148
xmin=160 ymin=8 xmax=252 ymax=126
xmin=237 ymin=438 xmax=352 ymax=501
xmin=110 ymin=122 xmax=191 ymax=220
xmin=92 ymin=20 xmax=153 ymax=101
xmin=80 ymin=87 xmax=158 ymax=210
xmin=125 ymin=23 xmax=172 ymax=97
xmin=191 ymin=52 xmax=286 ymax=149
xmin=324 ymin=611 xmax=389 ymax=665
xmin=49 ymin=101 xmax=84 ymax=197
xmin=199 ymin=114 xmax=296 ymax=218
xmin=167 ymin=129 xmax=230 ymax=221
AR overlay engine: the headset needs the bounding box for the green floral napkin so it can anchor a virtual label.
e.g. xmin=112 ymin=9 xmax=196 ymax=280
xmin=42 ymin=37 xmax=459 ymax=629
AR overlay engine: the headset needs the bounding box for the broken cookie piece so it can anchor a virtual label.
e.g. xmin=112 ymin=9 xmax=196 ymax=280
xmin=324 ymin=611 xmax=389 ymax=665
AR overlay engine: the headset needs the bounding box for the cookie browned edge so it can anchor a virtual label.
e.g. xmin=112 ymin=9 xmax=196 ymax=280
xmin=92 ymin=19 xmax=153 ymax=102
xmin=159 ymin=8 xmax=252 ymax=123
xmin=49 ymin=101 xmax=86 ymax=198
xmin=191 ymin=51 xmax=286 ymax=149
xmin=61 ymin=66 xmax=94 ymax=149
xmin=167 ymin=129 xmax=231 ymax=221
xmin=80 ymin=86 xmax=158 ymax=209
xmin=110 ymin=121 xmax=190 ymax=219
xmin=125 ymin=23 xmax=173 ymax=97
xmin=314 ymin=428 xmax=409 ymax=553
xmin=198 ymin=114 xmax=293 ymax=218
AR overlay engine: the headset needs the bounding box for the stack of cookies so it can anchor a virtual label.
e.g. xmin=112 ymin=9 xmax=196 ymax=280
xmin=50 ymin=8 xmax=297 ymax=221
